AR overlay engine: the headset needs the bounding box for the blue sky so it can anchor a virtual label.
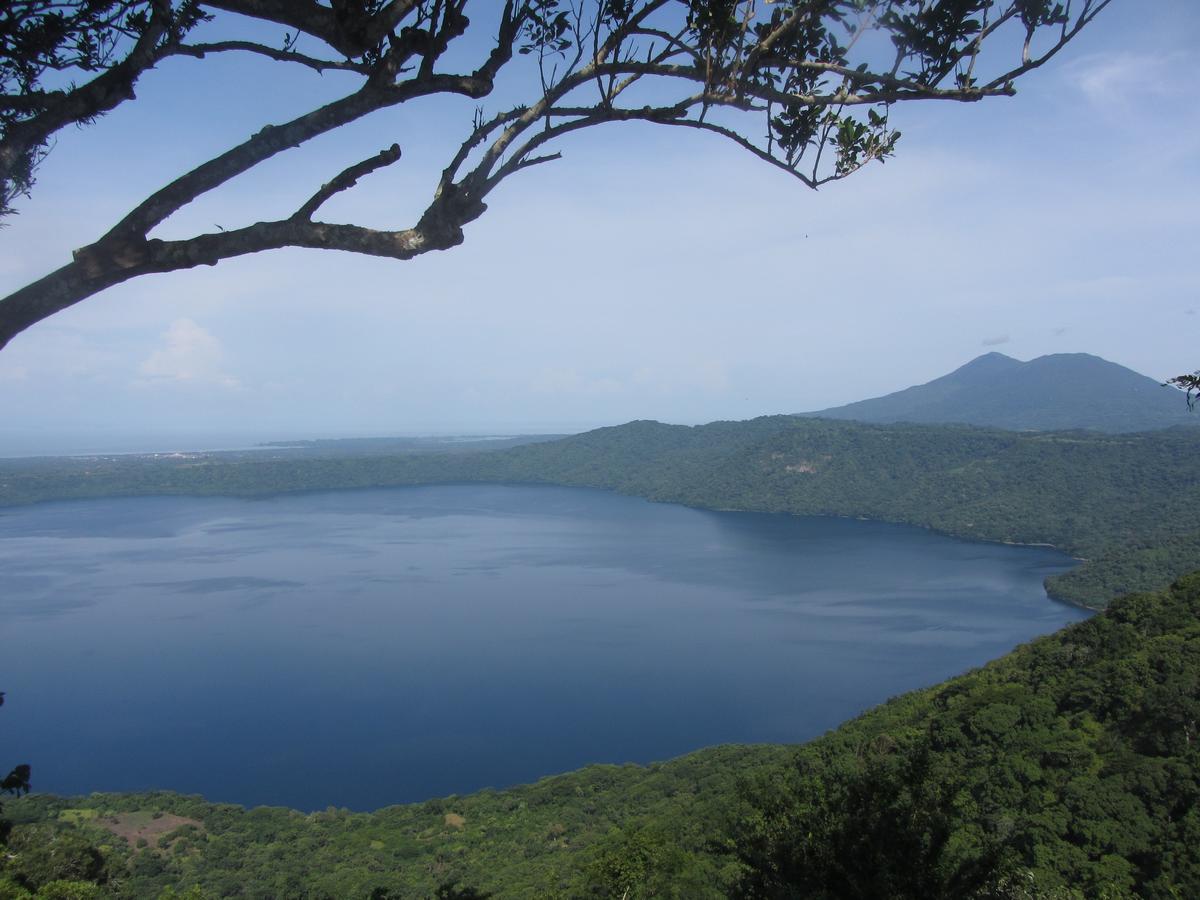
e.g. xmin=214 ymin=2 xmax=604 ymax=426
xmin=0 ymin=1 xmax=1197 ymax=449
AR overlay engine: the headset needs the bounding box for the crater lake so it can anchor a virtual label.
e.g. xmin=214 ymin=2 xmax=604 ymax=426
xmin=0 ymin=484 xmax=1088 ymax=810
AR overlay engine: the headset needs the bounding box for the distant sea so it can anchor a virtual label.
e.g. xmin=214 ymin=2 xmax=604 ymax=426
xmin=0 ymin=430 xmax=565 ymax=458
xmin=0 ymin=432 xmax=294 ymax=458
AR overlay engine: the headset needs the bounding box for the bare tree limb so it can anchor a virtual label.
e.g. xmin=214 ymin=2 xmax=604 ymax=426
xmin=983 ymin=0 xmax=1114 ymax=89
xmin=176 ymin=40 xmax=368 ymax=74
xmin=102 ymin=72 xmax=491 ymax=244
xmin=202 ymin=0 xmax=372 ymax=57
xmin=293 ymin=143 xmax=403 ymax=221
xmin=2 ymin=215 xmax=455 ymax=351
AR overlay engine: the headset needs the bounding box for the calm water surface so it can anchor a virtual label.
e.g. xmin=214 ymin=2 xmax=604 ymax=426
xmin=0 ymin=484 xmax=1088 ymax=810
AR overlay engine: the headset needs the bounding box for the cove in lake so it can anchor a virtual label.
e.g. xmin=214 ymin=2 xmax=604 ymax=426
xmin=0 ymin=484 xmax=1088 ymax=811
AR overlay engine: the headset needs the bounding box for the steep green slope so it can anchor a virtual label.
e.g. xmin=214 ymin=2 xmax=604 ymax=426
xmin=7 ymin=575 xmax=1199 ymax=898
xmin=801 ymin=352 xmax=1198 ymax=433
xmin=735 ymin=572 xmax=1200 ymax=899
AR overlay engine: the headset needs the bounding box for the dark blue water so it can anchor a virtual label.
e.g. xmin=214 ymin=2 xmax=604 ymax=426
xmin=0 ymin=484 xmax=1087 ymax=810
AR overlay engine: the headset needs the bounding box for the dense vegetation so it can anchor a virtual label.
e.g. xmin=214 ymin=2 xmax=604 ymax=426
xmin=801 ymin=352 xmax=1200 ymax=434
xmin=734 ymin=573 xmax=1200 ymax=899
xmin=1 ymin=746 xmax=788 ymax=899
xmin=5 ymin=573 xmax=1198 ymax=897
xmin=4 ymin=417 xmax=1200 ymax=608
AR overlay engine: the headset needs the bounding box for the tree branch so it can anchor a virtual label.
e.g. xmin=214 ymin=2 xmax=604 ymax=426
xmin=293 ymin=143 xmax=403 ymax=221
xmin=1 ymin=215 xmax=452 ymax=352
xmin=0 ymin=0 xmax=175 ymax=205
xmin=102 ymin=72 xmax=492 ymax=244
xmin=0 ymin=0 xmax=1115 ymax=353
xmin=202 ymin=0 xmax=366 ymax=58
xmin=982 ymin=0 xmax=1115 ymax=90
xmin=175 ymin=40 xmax=368 ymax=74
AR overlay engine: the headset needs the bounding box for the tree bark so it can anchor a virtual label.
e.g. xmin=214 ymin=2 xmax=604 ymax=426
xmin=0 ymin=215 xmax=472 ymax=350
xmin=0 ymin=261 xmax=131 ymax=352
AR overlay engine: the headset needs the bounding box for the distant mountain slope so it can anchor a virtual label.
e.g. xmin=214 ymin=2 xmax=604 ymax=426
xmin=801 ymin=352 xmax=1197 ymax=432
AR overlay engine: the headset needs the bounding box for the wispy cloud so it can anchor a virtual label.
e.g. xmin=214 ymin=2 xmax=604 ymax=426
xmin=138 ymin=318 xmax=239 ymax=388
xmin=981 ymin=335 xmax=1010 ymax=347
xmin=1066 ymin=51 xmax=1190 ymax=112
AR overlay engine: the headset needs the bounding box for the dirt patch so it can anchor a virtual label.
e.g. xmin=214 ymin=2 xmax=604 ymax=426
xmin=785 ymin=461 xmax=818 ymax=474
xmin=95 ymin=812 xmax=204 ymax=849
xmin=443 ymin=812 xmax=466 ymax=830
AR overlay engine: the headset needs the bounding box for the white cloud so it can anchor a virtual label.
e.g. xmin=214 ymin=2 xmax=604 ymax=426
xmin=1066 ymin=51 xmax=1190 ymax=112
xmin=138 ymin=318 xmax=239 ymax=388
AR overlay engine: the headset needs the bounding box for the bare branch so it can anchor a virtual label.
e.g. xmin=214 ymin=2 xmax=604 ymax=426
xmin=294 ymin=143 xmax=403 ymax=221
xmin=202 ymin=0 xmax=376 ymax=58
xmin=175 ymin=40 xmax=368 ymax=74
xmin=656 ymin=115 xmax=820 ymax=188
xmin=103 ymin=72 xmax=492 ymax=244
xmin=983 ymin=0 xmax=1115 ymax=89
xmin=0 ymin=215 xmax=441 ymax=352
xmin=509 ymin=151 xmax=563 ymax=174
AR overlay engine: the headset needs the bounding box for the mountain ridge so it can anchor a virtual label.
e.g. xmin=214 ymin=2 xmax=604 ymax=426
xmin=800 ymin=351 xmax=1196 ymax=432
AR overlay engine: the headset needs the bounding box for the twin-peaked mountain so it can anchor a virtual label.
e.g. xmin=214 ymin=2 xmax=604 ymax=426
xmin=800 ymin=352 xmax=1196 ymax=433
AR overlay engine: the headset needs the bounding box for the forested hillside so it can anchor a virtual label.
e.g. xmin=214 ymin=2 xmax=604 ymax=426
xmin=734 ymin=572 xmax=1200 ymax=899
xmin=497 ymin=418 xmax=1200 ymax=607
xmin=6 ymin=574 xmax=1199 ymax=898
xmin=4 ymin=417 xmax=1199 ymax=608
